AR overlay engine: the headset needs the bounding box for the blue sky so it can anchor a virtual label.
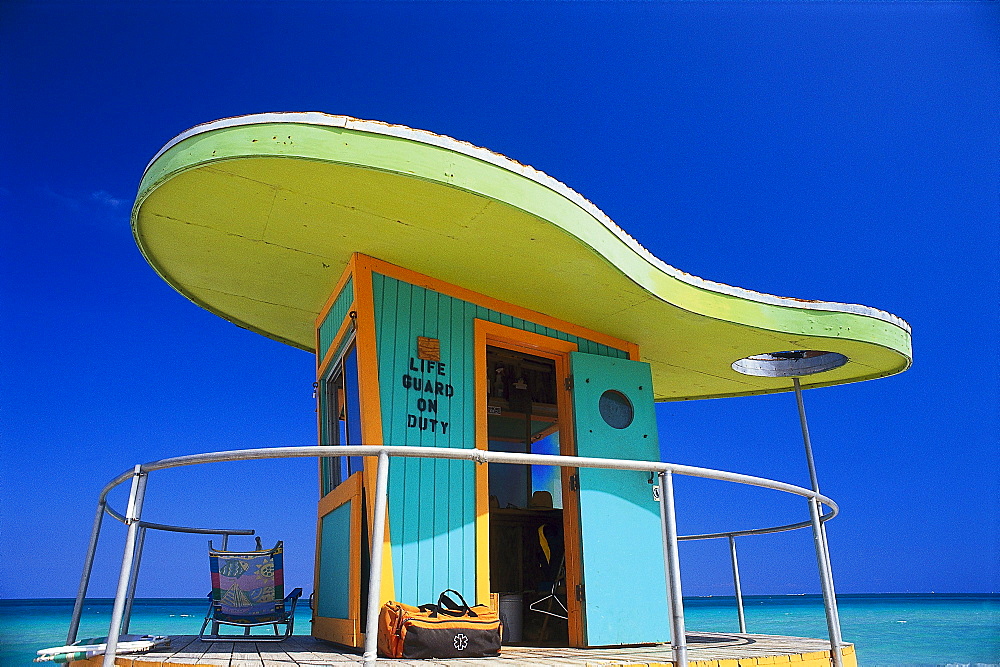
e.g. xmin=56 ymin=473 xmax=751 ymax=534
xmin=1 ymin=1 xmax=997 ymax=602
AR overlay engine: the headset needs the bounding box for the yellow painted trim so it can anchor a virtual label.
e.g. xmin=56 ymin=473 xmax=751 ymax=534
xmin=349 ymin=476 xmax=363 ymax=627
xmin=315 ymin=261 xmax=356 ymax=329
xmin=363 ymin=255 xmax=636 ymax=355
xmin=316 ymin=307 xmax=356 ymax=380
xmin=312 ymin=616 xmax=359 ymax=649
xmin=531 ymin=421 xmax=561 ymax=442
xmin=314 ymin=472 xmax=363 ymax=647
xmin=315 ymin=282 xmax=326 ymax=498
xmin=351 ymin=254 xmax=395 ymax=605
xmin=473 ymin=323 xmax=490 ymax=606
xmin=315 ymin=274 xmax=355 ymax=500
xmin=473 ymin=319 xmax=586 ymax=645
xmin=314 ymin=308 xmax=321 ymax=361
xmin=480 ymin=319 xmax=580 ymax=356
xmin=318 ymin=470 xmax=361 ymax=515
xmin=316 ymin=368 xmax=325 ymax=498
xmin=551 ymin=347 xmax=585 ymax=647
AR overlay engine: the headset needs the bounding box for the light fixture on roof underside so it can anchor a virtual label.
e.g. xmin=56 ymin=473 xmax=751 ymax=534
xmin=731 ymin=350 xmax=849 ymax=378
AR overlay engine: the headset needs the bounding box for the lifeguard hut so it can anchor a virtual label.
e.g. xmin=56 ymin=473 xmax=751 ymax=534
xmin=129 ymin=112 xmax=910 ymax=659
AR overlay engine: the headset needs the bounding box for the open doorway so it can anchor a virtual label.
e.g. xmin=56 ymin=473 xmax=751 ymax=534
xmin=486 ymin=344 xmax=570 ymax=646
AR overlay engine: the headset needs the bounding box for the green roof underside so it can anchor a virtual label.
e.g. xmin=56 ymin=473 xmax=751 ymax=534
xmin=132 ymin=113 xmax=911 ymax=401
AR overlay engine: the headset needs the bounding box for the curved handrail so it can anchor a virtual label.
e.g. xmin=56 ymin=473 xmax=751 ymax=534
xmin=80 ymin=444 xmax=844 ymax=667
xmin=102 ymin=504 xmax=254 ymax=536
xmin=678 ymin=517 xmax=822 ymax=542
xmin=95 ymin=445 xmax=838 ymax=542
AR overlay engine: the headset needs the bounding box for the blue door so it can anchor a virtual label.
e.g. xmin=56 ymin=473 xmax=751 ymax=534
xmin=570 ymin=352 xmax=670 ymax=646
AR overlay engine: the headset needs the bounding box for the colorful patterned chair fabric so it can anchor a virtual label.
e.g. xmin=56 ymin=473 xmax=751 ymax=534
xmin=199 ymin=538 xmax=303 ymax=641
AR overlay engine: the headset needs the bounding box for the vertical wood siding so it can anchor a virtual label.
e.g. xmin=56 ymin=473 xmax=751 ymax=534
xmin=318 ymin=277 xmax=354 ymax=359
xmin=372 ymin=273 xmax=626 ymax=605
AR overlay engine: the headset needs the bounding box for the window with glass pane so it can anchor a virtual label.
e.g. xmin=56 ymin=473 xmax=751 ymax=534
xmin=320 ymin=343 xmax=364 ymax=497
xmin=343 ymin=348 xmax=364 ymax=477
xmin=321 ymin=369 xmax=346 ymax=495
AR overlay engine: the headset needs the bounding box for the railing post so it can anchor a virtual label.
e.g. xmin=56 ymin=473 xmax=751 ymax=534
xmin=728 ymin=535 xmax=747 ymax=634
xmin=121 ymin=525 xmax=148 ymax=634
xmin=68 ymin=500 xmax=107 ymax=643
xmin=658 ymin=471 xmax=688 ymax=667
xmin=809 ymin=497 xmax=844 ymax=667
xmin=102 ymin=466 xmax=148 ymax=667
xmin=363 ymin=451 xmax=390 ymax=667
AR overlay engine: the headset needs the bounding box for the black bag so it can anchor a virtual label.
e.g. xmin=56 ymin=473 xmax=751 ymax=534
xmin=378 ymin=589 xmax=502 ymax=658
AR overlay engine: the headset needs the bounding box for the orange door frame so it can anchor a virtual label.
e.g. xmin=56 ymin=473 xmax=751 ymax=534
xmin=474 ymin=320 xmax=585 ymax=646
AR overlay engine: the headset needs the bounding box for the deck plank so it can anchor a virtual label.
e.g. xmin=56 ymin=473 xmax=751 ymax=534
xmin=229 ymin=642 xmax=263 ymax=667
xmin=149 ymin=636 xmax=208 ymax=665
xmin=279 ymin=635 xmax=359 ymax=664
xmin=256 ymin=641 xmax=297 ymax=666
xmin=112 ymin=633 xmax=843 ymax=667
xmin=198 ymin=641 xmax=236 ymax=667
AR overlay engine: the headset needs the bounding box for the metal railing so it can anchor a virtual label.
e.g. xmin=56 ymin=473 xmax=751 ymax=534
xmin=71 ymin=445 xmax=845 ymax=667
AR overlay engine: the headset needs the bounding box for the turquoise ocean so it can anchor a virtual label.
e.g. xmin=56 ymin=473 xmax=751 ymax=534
xmin=1 ymin=594 xmax=996 ymax=666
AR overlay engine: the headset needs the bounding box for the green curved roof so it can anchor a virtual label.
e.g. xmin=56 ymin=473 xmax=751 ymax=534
xmin=132 ymin=112 xmax=911 ymax=400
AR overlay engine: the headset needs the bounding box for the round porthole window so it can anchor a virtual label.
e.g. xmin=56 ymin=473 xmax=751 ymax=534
xmin=599 ymin=390 xmax=633 ymax=429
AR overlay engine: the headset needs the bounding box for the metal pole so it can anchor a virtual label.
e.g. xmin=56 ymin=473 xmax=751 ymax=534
xmin=68 ymin=501 xmax=107 ymax=643
xmin=794 ymin=378 xmax=840 ymax=607
xmin=363 ymin=451 xmax=390 ymax=667
xmin=819 ymin=519 xmax=844 ymax=657
xmin=658 ymin=471 xmax=688 ymax=667
xmin=728 ymin=535 xmax=747 ymax=634
xmin=809 ymin=497 xmax=844 ymax=667
xmin=102 ymin=466 xmax=148 ymax=667
xmin=794 ymin=378 xmax=845 ymax=667
xmin=793 ymin=378 xmax=821 ymax=494
xmin=121 ymin=525 xmax=147 ymax=634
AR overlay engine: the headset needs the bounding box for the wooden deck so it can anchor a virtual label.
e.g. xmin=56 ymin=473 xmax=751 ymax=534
xmin=72 ymin=632 xmax=856 ymax=667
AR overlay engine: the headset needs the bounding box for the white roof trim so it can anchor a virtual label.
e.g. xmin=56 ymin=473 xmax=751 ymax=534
xmin=143 ymin=112 xmax=911 ymax=334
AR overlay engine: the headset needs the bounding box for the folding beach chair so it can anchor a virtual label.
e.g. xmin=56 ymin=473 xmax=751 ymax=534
xmin=199 ymin=538 xmax=302 ymax=641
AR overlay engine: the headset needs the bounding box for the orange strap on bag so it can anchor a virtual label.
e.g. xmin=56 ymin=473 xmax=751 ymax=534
xmin=377 ymin=589 xmax=502 ymax=659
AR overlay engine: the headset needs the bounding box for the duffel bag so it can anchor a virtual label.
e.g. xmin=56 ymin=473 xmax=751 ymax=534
xmin=377 ymin=589 xmax=502 ymax=658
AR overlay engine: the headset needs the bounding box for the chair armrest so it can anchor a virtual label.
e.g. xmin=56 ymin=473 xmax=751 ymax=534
xmin=202 ymin=592 xmax=216 ymax=623
xmin=282 ymin=587 xmax=304 ymax=621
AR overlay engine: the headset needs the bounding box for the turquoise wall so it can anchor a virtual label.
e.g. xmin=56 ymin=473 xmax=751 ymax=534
xmin=317 ymin=502 xmax=352 ymax=619
xmin=318 ymin=277 xmax=354 ymax=360
xmin=371 ymin=272 xmax=627 ymax=605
